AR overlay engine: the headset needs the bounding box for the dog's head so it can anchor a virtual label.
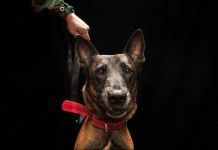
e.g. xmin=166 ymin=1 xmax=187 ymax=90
xmin=75 ymin=29 xmax=145 ymax=119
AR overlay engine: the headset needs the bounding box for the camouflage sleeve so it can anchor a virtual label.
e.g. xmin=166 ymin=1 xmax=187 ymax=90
xmin=32 ymin=0 xmax=75 ymax=18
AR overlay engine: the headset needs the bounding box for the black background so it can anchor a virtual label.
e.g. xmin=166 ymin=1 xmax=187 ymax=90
xmin=2 ymin=0 xmax=218 ymax=149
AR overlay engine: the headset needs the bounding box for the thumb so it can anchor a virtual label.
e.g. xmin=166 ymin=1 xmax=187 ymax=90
xmin=81 ymin=32 xmax=90 ymax=41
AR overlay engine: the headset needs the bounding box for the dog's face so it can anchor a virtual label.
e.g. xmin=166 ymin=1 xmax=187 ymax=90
xmin=76 ymin=29 xmax=145 ymax=119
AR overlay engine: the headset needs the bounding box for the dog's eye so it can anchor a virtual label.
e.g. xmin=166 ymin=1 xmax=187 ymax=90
xmin=123 ymin=67 xmax=133 ymax=74
xmin=95 ymin=65 xmax=107 ymax=75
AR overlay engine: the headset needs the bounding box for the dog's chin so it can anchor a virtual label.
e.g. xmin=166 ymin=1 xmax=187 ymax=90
xmin=106 ymin=109 xmax=127 ymax=119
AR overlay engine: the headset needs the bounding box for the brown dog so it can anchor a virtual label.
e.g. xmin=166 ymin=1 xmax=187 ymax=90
xmin=72 ymin=29 xmax=145 ymax=149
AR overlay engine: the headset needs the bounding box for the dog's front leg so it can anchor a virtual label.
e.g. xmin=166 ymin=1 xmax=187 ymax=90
xmin=74 ymin=118 xmax=108 ymax=150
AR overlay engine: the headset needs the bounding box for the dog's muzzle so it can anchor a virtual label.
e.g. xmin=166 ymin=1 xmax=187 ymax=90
xmin=108 ymin=90 xmax=127 ymax=105
xmin=103 ymin=88 xmax=130 ymax=119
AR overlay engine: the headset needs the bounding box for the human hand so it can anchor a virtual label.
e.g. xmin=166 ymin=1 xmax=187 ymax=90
xmin=65 ymin=13 xmax=90 ymax=40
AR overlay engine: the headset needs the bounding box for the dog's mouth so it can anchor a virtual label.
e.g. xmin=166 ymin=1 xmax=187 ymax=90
xmin=106 ymin=108 xmax=127 ymax=119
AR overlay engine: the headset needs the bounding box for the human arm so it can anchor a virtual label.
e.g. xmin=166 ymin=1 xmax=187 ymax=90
xmin=32 ymin=0 xmax=90 ymax=40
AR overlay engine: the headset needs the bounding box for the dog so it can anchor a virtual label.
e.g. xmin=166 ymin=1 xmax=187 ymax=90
xmin=73 ymin=29 xmax=145 ymax=149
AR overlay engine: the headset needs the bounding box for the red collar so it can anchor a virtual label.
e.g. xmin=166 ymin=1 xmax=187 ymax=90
xmin=62 ymin=100 xmax=126 ymax=131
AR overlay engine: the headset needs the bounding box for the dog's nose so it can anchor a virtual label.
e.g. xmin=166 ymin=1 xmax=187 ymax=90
xmin=108 ymin=90 xmax=127 ymax=105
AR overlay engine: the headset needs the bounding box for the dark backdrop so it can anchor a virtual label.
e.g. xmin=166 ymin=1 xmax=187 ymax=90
xmin=2 ymin=0 xmax=218 ymax=150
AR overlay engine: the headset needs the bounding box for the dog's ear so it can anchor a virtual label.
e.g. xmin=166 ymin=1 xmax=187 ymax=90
xmin=75 ymin=35 xmax=98 ymax=65
xmin=123 ymin=29 xmax=145 ymax=64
